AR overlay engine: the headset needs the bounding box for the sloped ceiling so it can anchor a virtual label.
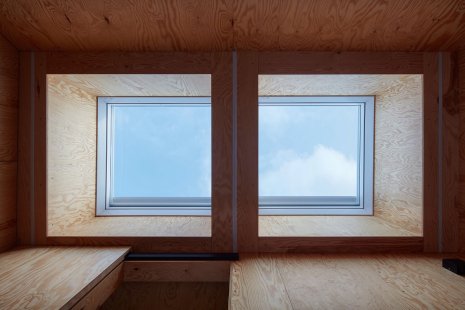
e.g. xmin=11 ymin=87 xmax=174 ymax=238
xmin=0 ymin=0 xmax=464 ymax=52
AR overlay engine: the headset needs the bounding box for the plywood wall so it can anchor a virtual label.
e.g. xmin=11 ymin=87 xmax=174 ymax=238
xmin=0 ymin=34 xmax=18 ymax=252
xmin=259 ymin=75 xmax=423 ymax=236
xmin=47 ymin=75 xmax=212 ymax=237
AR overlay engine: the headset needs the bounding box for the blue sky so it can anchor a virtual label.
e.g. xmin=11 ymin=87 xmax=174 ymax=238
xmin=110 ymin=100 xmax=359 ymax=199
xmin=112 ymin=104 xmax=211 ymax=198
xmin=259 ymin=104 xmax=359 ymax=197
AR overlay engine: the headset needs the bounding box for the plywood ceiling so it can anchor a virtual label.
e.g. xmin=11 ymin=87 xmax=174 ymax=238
xmin=0 ymin=0 xmax=464 ymax=52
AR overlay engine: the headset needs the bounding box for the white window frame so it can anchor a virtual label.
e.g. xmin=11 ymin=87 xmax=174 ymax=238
xmin=258 ymin=96 xmax=375 ymax=216
xmin=96 ymin=96 xmax=212 ymax=216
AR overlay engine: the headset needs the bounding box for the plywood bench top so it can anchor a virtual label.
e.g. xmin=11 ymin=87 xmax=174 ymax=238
xmin=0 ymin=247 xmax=129 ymax=309
xmin=229 ymin=254 xmax=465 ymax=309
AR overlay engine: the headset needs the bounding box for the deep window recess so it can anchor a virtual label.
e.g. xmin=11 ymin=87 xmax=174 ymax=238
xmin=259 ymin=96 xmax=374 ymax=215
xmin=96 ymin=97 xmax=212 ymax=216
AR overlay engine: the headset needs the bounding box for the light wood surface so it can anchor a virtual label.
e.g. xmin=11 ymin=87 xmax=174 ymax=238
xmin=260 ymin=216 xmax=419 ymax=237
xmin=47 ymin=74 xmax=211 ymax=237
xmin=230 ymin=254 xmax=465 ymax=309
xmin=71 ymin=263 xmax=123 ymax=310
xmin=102 ymin=282 xmax=229 ymax=310
xmin=259 ymin=74 xmax=423 ymax=237
xmin=124 ymin=261 xmax=230 ymax=282
xmin=0 ymin=247 xmax=129 ymax=309
xmin=1 ymin=1 xmax=464 ymax=51
xmin=0 ymin=33 xmax=17 ymax=252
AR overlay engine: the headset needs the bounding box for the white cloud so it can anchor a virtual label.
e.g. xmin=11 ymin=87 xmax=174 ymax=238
xmin=260 ymin=145 xmax=357 ymax=196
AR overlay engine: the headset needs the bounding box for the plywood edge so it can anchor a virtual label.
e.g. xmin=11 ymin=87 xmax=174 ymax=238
xmin=70 ymin=263 xmax=123 ymax=310
xmin=62 ymin=247 xmax=129 ymax=308
xmin=45 ymin=237 xmax=212 ymax=253
xmin=124 ymin=261 xmax=230 ymax=282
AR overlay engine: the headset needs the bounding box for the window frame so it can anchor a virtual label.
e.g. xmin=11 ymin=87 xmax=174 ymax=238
xmin=258 ymin=96 xmax=375 ymax=216
xmin=96 ymin=96 xmax=212 ymax=216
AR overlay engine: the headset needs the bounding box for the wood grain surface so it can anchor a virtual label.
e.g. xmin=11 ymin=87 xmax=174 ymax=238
xmin=0 ymin=34 xmax=17 ymax=252
xmin=47 ymin=74 xmax=211 ymax=237
xmin=259 ymin=75 xmax=423 ymax=237
xmin=0 ymin=247 xmax=129 ymax=309
xmin=0 ymin=1 xmax=464 ymax=51
xmin=102 ymin=282 xmax=229 ymax=310
xmin=124 ymin=261 xmax=230 ymax=282
xmin=230 ymin=254 xmax=465 ymax=309
xmin=71 ymin=263 xmax=123 ymax=310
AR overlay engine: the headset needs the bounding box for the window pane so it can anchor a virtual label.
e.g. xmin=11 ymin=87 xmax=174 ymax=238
xmin=111 ymin=103 xmax=211 ymax=198
xmin=259 ymin=104 xmax=359 ymax=197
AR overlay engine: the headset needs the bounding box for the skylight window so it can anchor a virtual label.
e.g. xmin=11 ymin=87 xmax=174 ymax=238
xmin=259 ymin=96 xmax=374 ymax=215
xmin=96 ymin=97 xmax=211 ymax=216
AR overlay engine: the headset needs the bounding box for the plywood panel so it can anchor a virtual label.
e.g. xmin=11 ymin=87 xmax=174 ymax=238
xmin=71 ymin=263 xmax=123 ymax=310
xmin=0 ymin=247 xmax=129 ymax=309
xmin=274 ymin=254 xmax=465 ymax=309
xmin=1 ymin=1 xmax=465 ymax=52
xmin=124 ymin=261 xmax=230 ymax=282
xmin=47 ymin=74 xmax=212 ymax=237
xmin=259 ymin=75 xmax=423 ymax=237
xmin=17 ymin=52 xmax=34 ymax=245
xmin=259 ymin=216 xmax=418 ymax=237
xmin=0 ymin=34 xmax=17 ymax=252
xmin=102 ymin=282 xmax=229 ymax=310
xmin=0 ymin=162 xmax=16 ymax=252
xmin=0 ymin=105 xmax=17 ymax=162
xmin=229 ymin=255 xmax=293 ymax=310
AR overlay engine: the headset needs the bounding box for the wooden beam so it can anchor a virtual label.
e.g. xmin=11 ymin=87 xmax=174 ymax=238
xmin=441 ymin=52 xmax=460 ymax=253
xmin=124 ymin=261 xmax=230 ymax=282
xmin=211 ymin=52 xmax=234 ymax=252
xmin=17 ymin=52 xmax=33 ymax=246
xmin=46 ymin=52 xmax=212 ymax=74
xmin=258 ymin=237 xmax=424 ymax=253
xmin=423 ymin=53 xmax=440 ymax=252
xmin=259 ymin=52 xmax=424 ymax=74
xmin=237 ymin=52 xmax=259 ymax=253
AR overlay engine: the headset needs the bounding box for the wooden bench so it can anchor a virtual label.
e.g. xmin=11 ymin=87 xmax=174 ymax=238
xmin=0 ymin=247 xmax=129 ymax=309
xmin=229 ymin=254 xmax=465 ymax=309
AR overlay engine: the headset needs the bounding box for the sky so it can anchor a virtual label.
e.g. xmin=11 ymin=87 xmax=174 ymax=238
xmin=112 ymin=103 xmax=211 ymax=198
xmin=110 ymin=99 xmax=360 ymax=199
xmin=259 ymin=104 xmax=359 ymax=197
